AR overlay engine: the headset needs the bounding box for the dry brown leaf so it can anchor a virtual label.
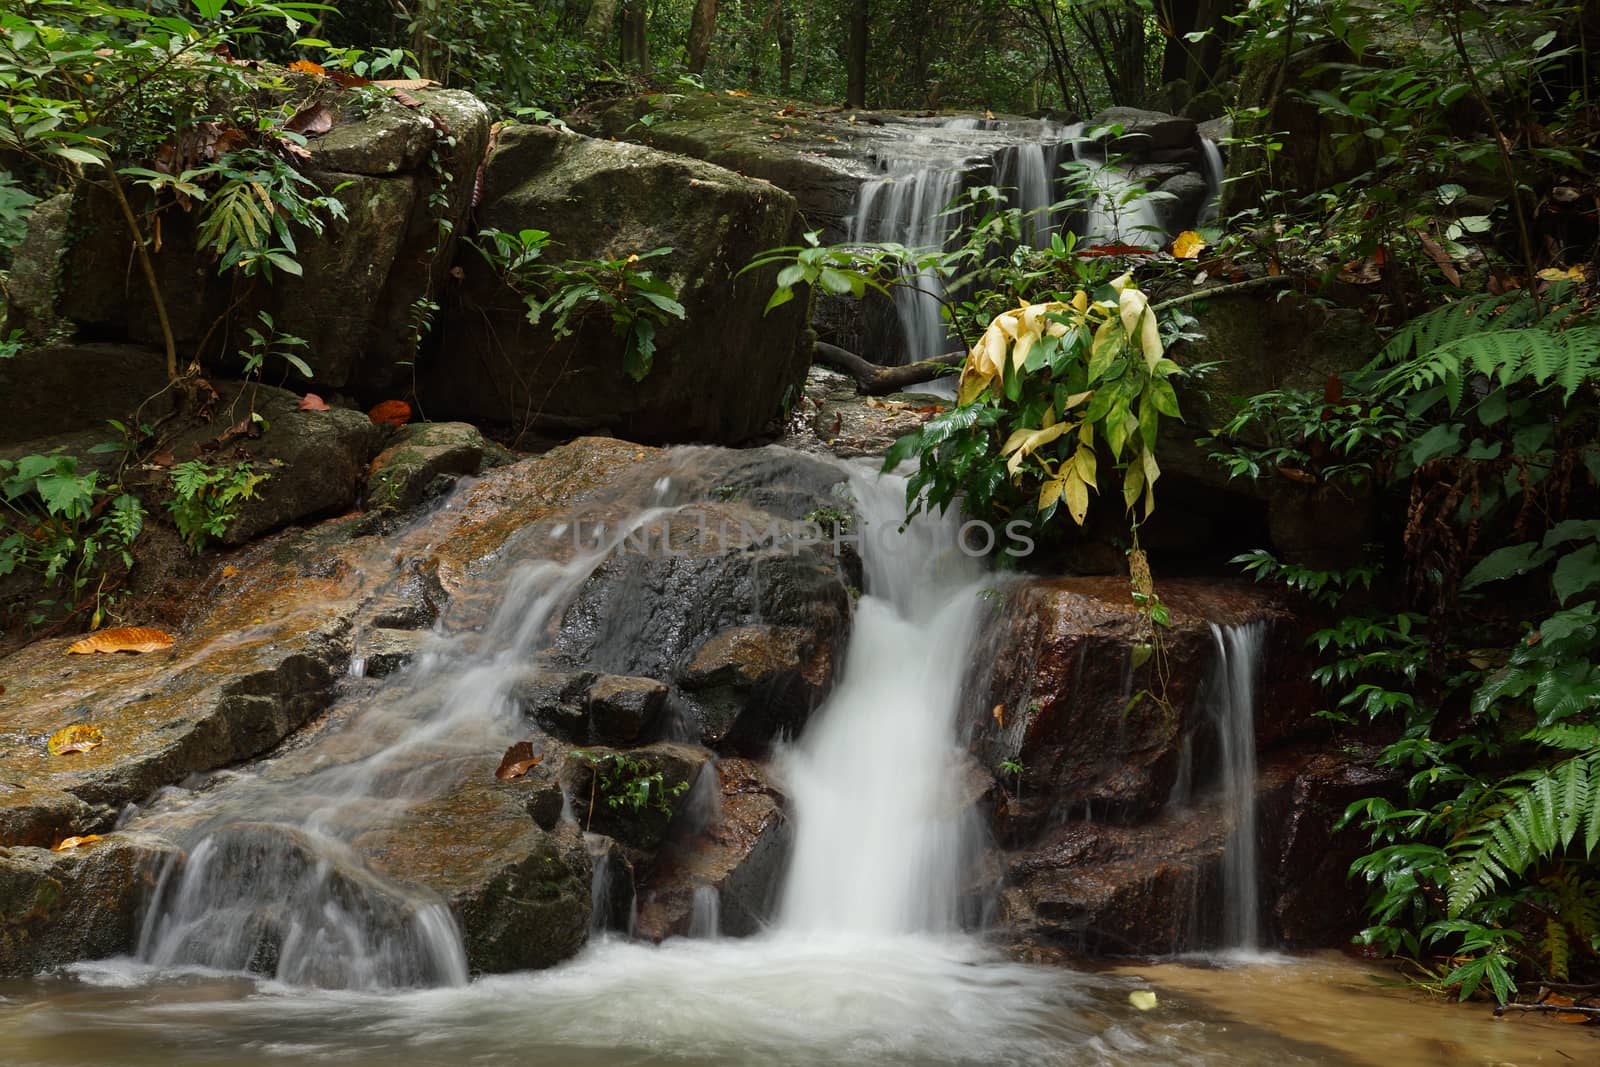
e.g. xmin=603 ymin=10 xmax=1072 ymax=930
xmin=284 ymin=102 xmax=335 ymax=137
xmin=389 ymin=88 xmax=423 ymax=109
xmin=1419 ymin=235 xmax=1461 ymax=287
xmin=298 ymin=392 xmax=331 ymax=411
xmin=51 ymin=835 xmax=103 ymax=852
xmin=329 ymin=70 xmax=373 ymax=88
xmin=1276 ymin=465 xmax=1319 ymax=485
xmin=367 ymin=399 xmax=412 ymax=427
xmin=66 ymin=627 xmax=174 ymax=655
xmin=495 ymin=741 xmax=544 ymax=781
xmin=374 ymin=78 xmax=438 ymax=90
xmin=47 ymin=724 xmax=105 ymax=756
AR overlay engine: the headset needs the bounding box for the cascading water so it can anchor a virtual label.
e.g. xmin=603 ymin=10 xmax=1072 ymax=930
xmin=777 ymin=465 xmax=988 ymax=935
xmin=1208 ymin=621 xmax=1266 ymax=952
xmin=1199 ymin=138 xmax=1225 ymax=226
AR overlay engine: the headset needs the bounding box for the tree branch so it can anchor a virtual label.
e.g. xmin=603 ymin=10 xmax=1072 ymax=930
xmin=814 ymin=341 xmax=963 ymax=394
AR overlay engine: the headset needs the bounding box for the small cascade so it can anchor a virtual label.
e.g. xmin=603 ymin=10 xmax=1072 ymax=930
xmin=1208 ymin=621 xmax=1266 ymax=952
xmin=776 ymin=465 xmax=987 ymax=935
xmin=681 ymin=759 xmax=723 ymax=836
xmin=688 ymin=886 xmax=721 ymax=938
xmin=1199 ymin=138 xmax=1225 ymax=226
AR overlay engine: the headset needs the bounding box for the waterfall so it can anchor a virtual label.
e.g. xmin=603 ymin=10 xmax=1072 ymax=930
xmin=1199 ymin=138 xmax=1224 ymax=226
xmin=1208 ymin=621 xmax=1265 ymax=952
xmin=777 ymin=467 xmax=987 ymax=935
xmin=133 ymin=500 xmax=679 ymax=989
xmin=688 ymin=886 xmax=721 ymax=938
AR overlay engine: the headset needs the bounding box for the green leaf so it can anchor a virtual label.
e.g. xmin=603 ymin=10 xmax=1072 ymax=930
xmin=1462 ymin=542 xmax=1551 ymax=590
xmin=1553 ymin=544 xmax=1600 ymax=605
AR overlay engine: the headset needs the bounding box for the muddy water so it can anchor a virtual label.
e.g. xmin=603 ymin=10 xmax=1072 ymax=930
xmin=0 ymin=948 xmax=1589 ymax=1067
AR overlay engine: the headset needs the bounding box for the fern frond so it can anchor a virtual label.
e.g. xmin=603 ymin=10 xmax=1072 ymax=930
xmin=1541 ymin=916 xmax=1571 ymax=981
xmin=1447 ymin=749 xmax=1600 ymax=915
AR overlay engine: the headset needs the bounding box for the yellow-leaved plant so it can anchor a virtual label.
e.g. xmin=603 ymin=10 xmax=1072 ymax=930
xmin=887 ymin=272 xmax=1183 ymax=536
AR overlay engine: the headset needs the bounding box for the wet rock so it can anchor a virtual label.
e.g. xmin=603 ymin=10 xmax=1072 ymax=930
xmin=585 ymin=832 xmax=637 ymax=934
xmin=587 ymin=675 xmax=668 ymax=744
xmin=356 ymin=627 xmax=427 ymax=678
xmin=1085 ymin=107 xmax=1202 ymax=160
xmin=365 ymin=421 xmax=490 ymax=511
xmin=0 ymin=344 xmax=172 ymax=445
xmin=430 ymin=124 xmax=811 ymax=444
xmin=559 ymin=742 xmax=709 ymax=851
xmin=514 ymin=668 xmax=598 ymax=740
xmin=633 ymin=758 xmax=789 ymax=940
xmin=677 ymin=624 xmax=837 ymax=751
xmin=358 ymin=776 xmax=593 ymax=975
xmin=0 ymin=833 xmax=179 ymax=978
xmin=969 ymin=576 xmax=1304 ymax=828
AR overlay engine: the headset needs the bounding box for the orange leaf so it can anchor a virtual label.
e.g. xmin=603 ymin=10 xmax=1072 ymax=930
xmin=329 ymin=71 xmax=373 ymax=88
xmin=66 ymin=627 xmax=174 ymax=655
xmin=289 ymin=59 xmax=327 ymax=75
xmin=298 ymin=392 xmax=331 ymax=411
xmin=992 ymin=703 xmax=1005 ymax=729
xmin=367 ymin=400 xmax=412 ymax=427
xmin=221 ymin=565 xmax=240 ymax=578
xmin=495 ymin=741 xmax=544 ymax=781
xmin=1076 ymin=243 xmax=1157 ymax=258
xmin=51 ymin=835 xmax=103 ymax=852
xmin=1171 ymin=230 xmax=1206 ymax=260
xmin=47 ymin=724 xmax=105 ymax=756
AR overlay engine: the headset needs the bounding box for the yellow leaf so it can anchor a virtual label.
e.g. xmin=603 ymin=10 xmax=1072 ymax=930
xmin=1074 ymin=445 xmax=1098 ymax=489
xmin=1002 ymin=422 xmax=1072 ymax=476
xmin=1109 ymin=271 xmax=1133 ymax=292
xmin=957 ymin=366 xmax=994 ymax=406
xmin=48 ymin=724 xmax=105 ymax=756
xmin=1141 ymin=449 xmax=1161 ymax=517
xmin=1537 ymin=266 xmax=1585 ymax=281
xmin=1171 ymin=230 xmax=1206 ymax=259
xmin=1070 ymin=290 xmax=1089 ymax=314
xmin=1063 ymin=470 xmax=1090 ymax=525
xmin=66 ymin=627 xmax=174 ymax=655
xmin=52 ymin=835 xmax=103 ymax=852
xmin=1039 ymin=476 xmax=1066 ymax=512
xmin=1129 ymin=990 xmax=1158 ymax=1011
xmin=1140 ymin=306 xmax=1163 ymax=370
xmin=1011 ymin=329 xmax=1036 ymax=371
xmin=1062 ymin=390 xmax=1094 ymax=410
xmin=992 ymin=703 xmax=1005 ymax=728
xmin=1118 ymin=286 xmax=1147 ymax=339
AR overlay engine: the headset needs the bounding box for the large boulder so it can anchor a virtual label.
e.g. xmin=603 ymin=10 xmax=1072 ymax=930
xmin=429 ymin=124 xmax=812 ymax=444
xmin=968 ymin=576 xmax=1308 ymax=829
xmin=0 ymin=343 xmax=171 ymax=445
xmin=12 ymin=86 xmax=489 ymax=392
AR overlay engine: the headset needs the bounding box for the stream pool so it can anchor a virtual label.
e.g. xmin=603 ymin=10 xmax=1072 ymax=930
xmin=0 ymin=942 xmax=1587 ymax=1066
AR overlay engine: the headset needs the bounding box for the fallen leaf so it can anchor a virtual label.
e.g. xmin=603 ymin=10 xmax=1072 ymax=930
xmin=1276 ymin=465 xmax=1319 ymax=485
xmin=1537 ymin=266 xmax=1586 ymax=281
xmin=1171 ymin=230 xmax=1206 ymax=260
xmin=373 ymin=78 xmax=438 ymax=90
xmin=389 ymin=88 xmax=423 ymax=109
xmin=368 ymin=400 xmax=412 ymax=427
xmin=725 ymin=89 xmax=751 ymax=97
xmin=284 ymin=102 xmax=334 ymax=137
xmin=495 ymin=741 xmax=544 ymax=781
xmin=1338 ymin=256 xmax=1382 ymax=284
xmin=221 ymin=565 xmax=240 ymax=578
xmin=289 ymin=59 xmax=327 ymax=75
xmin=66 ymin=627 xmax=174 ymax=655
xmin=51 ymin=835 xmax=103 ymax=852
xmin=298 ymin=392 xmax=331 ymax=411
xmin=329 ymin=71 xmax=373 ymax=88
xmin=47 ymin=724 xmax=105 ymax=756
xmin=1129 ymin=990 xmax=1158 ymax=1011
xmin=1419 ymin=235 xmax=1461 ymax=287
xmin=1076 ymin=242 xmax=1157 ymax=258
xmin=992 ymin=703 xmax=1005 ymax=729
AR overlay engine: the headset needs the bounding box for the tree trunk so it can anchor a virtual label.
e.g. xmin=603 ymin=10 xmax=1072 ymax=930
xmin=686 ymin=0 xmax=717 ymax=73
xmin=584 ymin=0 xmax=619 ymax=44
xmin=620 ymin=0 xmax=650 ymax=70
xmin=846 ymin=0 xmax=868 ymax=108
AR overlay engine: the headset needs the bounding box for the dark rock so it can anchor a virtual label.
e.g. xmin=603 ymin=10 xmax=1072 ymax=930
xmin=587 ymin=675 xmax=668 ymax=744
xmin=365 ymin=421 xmax=488 ymax=511
xmin=559 ymin=742 xmax=709 ymax=851
xmin=633 ymin=757 xmax=789 ymax=940
xmin=585 ymin=833 xmax=637 ymax=934
xmin=1155 ymin=171 xmax=1212 ymax=231
xmin=34 ymin=86 xmax=487 ymax=390
xmin=677 ymin=624 xmax=838 ymax=751
xmin=430 ymin=124 xmax=812 ymax=444
xmin=356 ymin=627 xmax=426 ymax=678
xmin=0 ymin=344 xmax=172 ymax=445
xmin=1086 ymin=107 xmax=1202 ymax=159
xmin=514 ymin=668 xmax=598 ymax=740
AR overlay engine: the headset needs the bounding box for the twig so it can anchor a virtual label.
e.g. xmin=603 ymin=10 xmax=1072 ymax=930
xmin=1495 ymin=1002 xmax=1600 ymax=1018
xmin=1151 ymin=275 xmax=1293 ymax=312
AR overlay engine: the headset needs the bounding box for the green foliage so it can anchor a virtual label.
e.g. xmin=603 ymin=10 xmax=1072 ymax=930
xmin=0 ymin=171 xmax=37 ymax=270
xmin=475 ymin=228 xmax=686 ymax=382
xmin=184 ymin=148 xmax=351 ymax=281
xmin=238 ymin=311 xmax=313 ymax=380
xmin=167 ymin=460 xmax=271 ymax=554
xmin=572 ymin=750 xmax=691 ymax=818
xmin=0 ymin=449 xmax=145 ymax=624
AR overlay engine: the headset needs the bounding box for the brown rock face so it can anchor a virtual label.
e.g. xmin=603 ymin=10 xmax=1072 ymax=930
xmin=633 ymin=758 xmax=790 ymax=940
xmin=971 ymin=576 xmax=1306 ymax=827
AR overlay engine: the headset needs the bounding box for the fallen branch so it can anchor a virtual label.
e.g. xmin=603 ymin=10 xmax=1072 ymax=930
xmin=814 ymin=341 xmax=963 ymax=395
xmin=1151 ymin=275 xmax=1294 ymax=313
xmin=1494 ymin=1002 xmax=1600 ymax=1018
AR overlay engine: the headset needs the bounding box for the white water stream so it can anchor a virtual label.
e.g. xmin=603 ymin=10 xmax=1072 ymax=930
xmin=1209 ymin=621 xmax=1266 ymax=953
